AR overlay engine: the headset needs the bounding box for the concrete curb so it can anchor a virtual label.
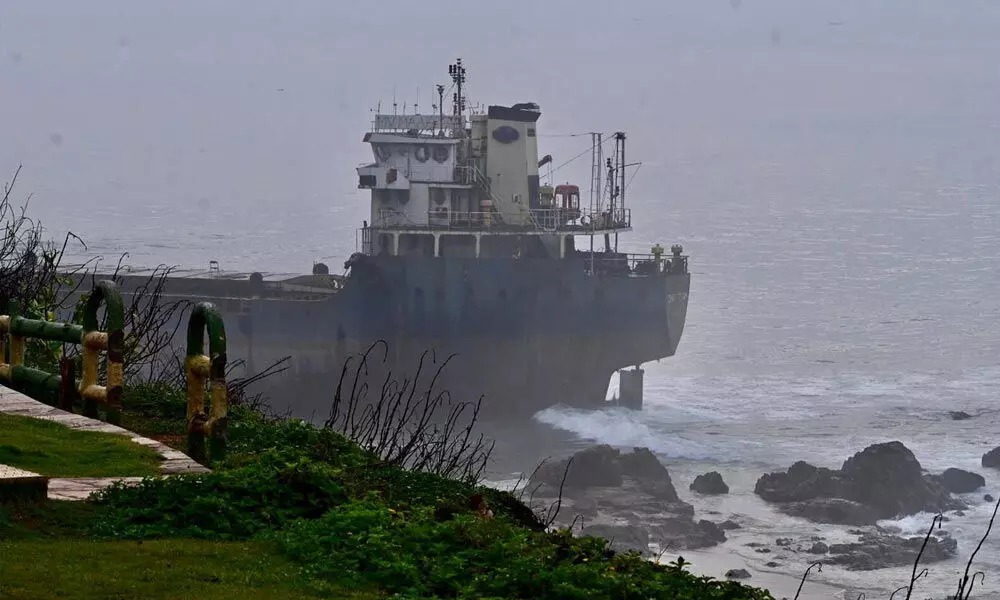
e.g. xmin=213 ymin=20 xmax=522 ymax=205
xmin=0 ymin=385 xmax=209 ymax=502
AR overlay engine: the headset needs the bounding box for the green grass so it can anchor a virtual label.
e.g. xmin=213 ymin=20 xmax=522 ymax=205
xmin=0 ymin=413 xmax=162 ymax=477
xmin=0 ymin=539 xmax=378 ymax=600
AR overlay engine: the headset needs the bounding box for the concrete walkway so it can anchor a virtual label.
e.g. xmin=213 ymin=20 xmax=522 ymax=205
xmin=0 ymin=384 xmax=209 ymax=501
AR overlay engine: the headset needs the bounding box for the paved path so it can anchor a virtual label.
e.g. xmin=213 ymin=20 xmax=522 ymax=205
xmin=0 ymin=385 xmax=209 ymax=501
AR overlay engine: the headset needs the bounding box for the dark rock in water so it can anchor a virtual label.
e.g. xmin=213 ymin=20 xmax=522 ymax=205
xmin=583 ymin=524 xmax=649 ymax=555
xmin=826 ymin=532 xmax=958 ymax=571
xmin=531 ymin=445 xmax=680 ymax=501
xmin=690 ymin=471 xmax=730 ymax=495
xmin=983 ymin=447 xmax=1000 ymax=470
xmin=726 ymin=569 xmax=752 ymax=580
xmin=652 ymin=517 xmax=727 ymax=550
xmin=754 ymin=461 xmax=843 ymax=503
xmin=949 ymin=411 xmax=973 ymax=421
xmin=840 ymin=441 xmax=954 ymax=518
xmin=754 ymin=442 xmax=963 ymax=524
xmin=754 ymin=547 xmax=771 ymax=554
xmin=638 ymin=479 xmax=681 ymax=503
xmin=809 ymin=541 xmax=829 ymax=554
xmin=986 ymin=494 xmax=995 ymax=503
xmin=528 ymin=445 xmax=723 ymax=551
xmin=620 ymin=447 xmax=672 ymax=482
xmin=532 ymin=444 xmax=623 ymax=489
xmin=719 ymin=520 xmax=742 ymax=530
xmin=781 ymin=498 xmax=880 ymax=526
xmin=765 ymin=561 xmax=781 ymax=568
xmin=775 ymin=537 xmax=792 ymax=547
xmin=935 ymin=468 xmax=985 ymax=494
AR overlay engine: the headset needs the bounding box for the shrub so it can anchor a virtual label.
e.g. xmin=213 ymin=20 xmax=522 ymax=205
xmin=273 ymin=500 xmax=773 ymax=600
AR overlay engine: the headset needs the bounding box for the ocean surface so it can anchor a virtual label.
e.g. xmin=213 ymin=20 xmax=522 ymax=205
xmin=4 ymin=1 xmax=1000 ymax=597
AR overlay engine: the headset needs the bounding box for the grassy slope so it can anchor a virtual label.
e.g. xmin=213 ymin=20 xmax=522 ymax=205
xmin=0 ymin=539 xmax=376 ymax=600
xmin=0 ymin=413 xmax=162 ymax=477
xmin=0 ymin=397 xmax=775 ymax=599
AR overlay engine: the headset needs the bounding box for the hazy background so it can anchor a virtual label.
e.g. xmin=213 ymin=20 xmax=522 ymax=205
xmin=4 ymin=2 xmax=1000 ymax=596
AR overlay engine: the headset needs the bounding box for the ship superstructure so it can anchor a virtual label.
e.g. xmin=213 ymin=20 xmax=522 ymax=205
xmin=68 ymin=60 xmax=691 ymax=417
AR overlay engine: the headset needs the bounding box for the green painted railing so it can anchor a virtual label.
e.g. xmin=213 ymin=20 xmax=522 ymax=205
xmin=0 ymin=280 xmax=125 ymax=425
xmin=185 ymin=302 xmax=228 ymax=463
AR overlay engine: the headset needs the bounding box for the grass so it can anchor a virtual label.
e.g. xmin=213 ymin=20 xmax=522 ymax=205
xmin=0 ymin=402 xmax=775 ymax=599
xmin=0 ymin=413 xmax=162 ymax=478
xmin=0 ymin=539 xmax=377 ymax=600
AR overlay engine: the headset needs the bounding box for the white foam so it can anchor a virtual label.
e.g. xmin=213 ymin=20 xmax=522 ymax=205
xmin=533 ymin=405 xmax=717 ymax=460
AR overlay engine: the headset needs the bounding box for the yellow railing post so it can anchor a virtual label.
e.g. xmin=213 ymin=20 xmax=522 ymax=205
xmin=185 ymin=302 xmax=228 ymax=463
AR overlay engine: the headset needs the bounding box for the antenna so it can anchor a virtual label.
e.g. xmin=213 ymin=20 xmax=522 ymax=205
xmin=436 ymin=84 xmax=445 ymax=135
xmin=589 ymin=132 xmax=603 ymax=214
xmin=448 ymin=58 xmax=467 ymax=124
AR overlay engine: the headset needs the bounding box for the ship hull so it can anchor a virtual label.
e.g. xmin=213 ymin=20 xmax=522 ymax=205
xmin=99 ymin=255 xmax=690 ymax=419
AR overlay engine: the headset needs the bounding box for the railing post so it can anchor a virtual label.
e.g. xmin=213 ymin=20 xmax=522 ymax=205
xmin=81 ymin=280 xmax=125 ymax=425
xmin=185 ymin=302 xmax=228 ymax=463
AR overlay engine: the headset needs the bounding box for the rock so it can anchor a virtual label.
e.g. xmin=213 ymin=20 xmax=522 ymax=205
xmin=755 ymin=442 xmax=963 ymax=524
xmin=808 ymin=542 xmax=829 ymax=554
xmin=935 ymin=468 xmax=985 ymax=494
xmin=638 ymin=479 xmax=681 ymax=503
xmin=532 ymin=445 xmax=623 ymax=489
xmin=584 ymin=524 xmax=649 ymax=555
xmin=985 ymin=494 xmax=994 ymax=503
xmin=726 ymin=569 xmax=752 ymax=580
xmin=754 ymin=547 xmax=771 ymax=554
xmin=949 ymin=411 xmax=973 ymax=421
xmin=840 ymin=441 xmax=954 ymax=518
xmin=780 ymin=498 xmax=880 ymax=526
xmin=690 ymin=471 xmax=730 ymax=495
xmin=719 ymin=520 xmax=742 ymax=530
xmin=983 ymin=447 xmax=1000 ymax=470
xmin=620 ymin=447 xmax=671 ymax=482
xmin=651 ymin=517 xmax=726 ymax=550
xmin=775 ymin=537 xmax=792 ymax=547
xmin=826 ymin=532 xmax=958 ymax=571
xmin=765 ymin=561 xmax=781 ymax=567
xmin=754 ymin=461 xmax=844 ymax=503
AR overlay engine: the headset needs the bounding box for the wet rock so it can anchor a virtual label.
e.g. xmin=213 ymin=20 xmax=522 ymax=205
xmin=781 ymin=498 xmax=880 ymax=526
xmin=986 ymin=494 xmax=995 ymax=503
xmin=826 ymin=532 xmax=958 ymax=571
xmin=583 ymin=524 xmax=649 ymax=555
xmin=533 ymin=444 xmax=623 ymax=489
xmin=808 ymin=542 xmax=829 ymax=554
xmin=638 ymin=479 xmax=681 ymax=503
xmin=754 ymin=461 xmax=841 ymax=503
xmin=935 ymin=468 xmax=985 ymax=494
xmin=765 ymin=561 xmax=781 ymax=567
xmin=719 ymin=520 xmax=742 ymax=530
xmin=620 ymin=447 xmax=671 ymax=482
xmin=651 ymin=517 xmax=727 ymax=550
xmin=775 ymin=537 xmax=792 ymax=547
xmin=983 ymin=447 xmax=1000 ymax=470
xmin=754 ymin=547 xmax=771 ymax=554
xmin=954 ymin=510 xmax=966 ymax=517
xmin=528 ymin=446 xmax=724 ymax=551
xmin=754 ymin=442 xmax=963 ymax=524
xmin=949 ymin=411 xmax=973 ymax=421
xmin=690 ymin=471 xmax=730 ymax=495
xmin=726 ymin=569 xmax=752 ymax=580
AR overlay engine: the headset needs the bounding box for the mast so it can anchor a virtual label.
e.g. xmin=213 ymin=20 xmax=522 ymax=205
xmin=615 ymin=132 xmax=626 ymax=252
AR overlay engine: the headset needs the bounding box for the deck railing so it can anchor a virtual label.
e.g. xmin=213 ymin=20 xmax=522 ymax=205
xmin=372 ymin=206 xmax=632 ymax=233
xmin=579 ymin=252 xmax=689 ymax=277
xmin=0 ymin=280 xmax=126 ymax=424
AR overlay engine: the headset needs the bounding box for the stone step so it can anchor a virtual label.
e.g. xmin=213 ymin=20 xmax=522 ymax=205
xmin=0 ymin=464 xmax=50 ymax=503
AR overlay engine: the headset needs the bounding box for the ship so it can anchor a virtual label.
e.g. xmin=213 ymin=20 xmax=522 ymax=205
xmin=74 ymin=60 xmax=691 ymax=418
